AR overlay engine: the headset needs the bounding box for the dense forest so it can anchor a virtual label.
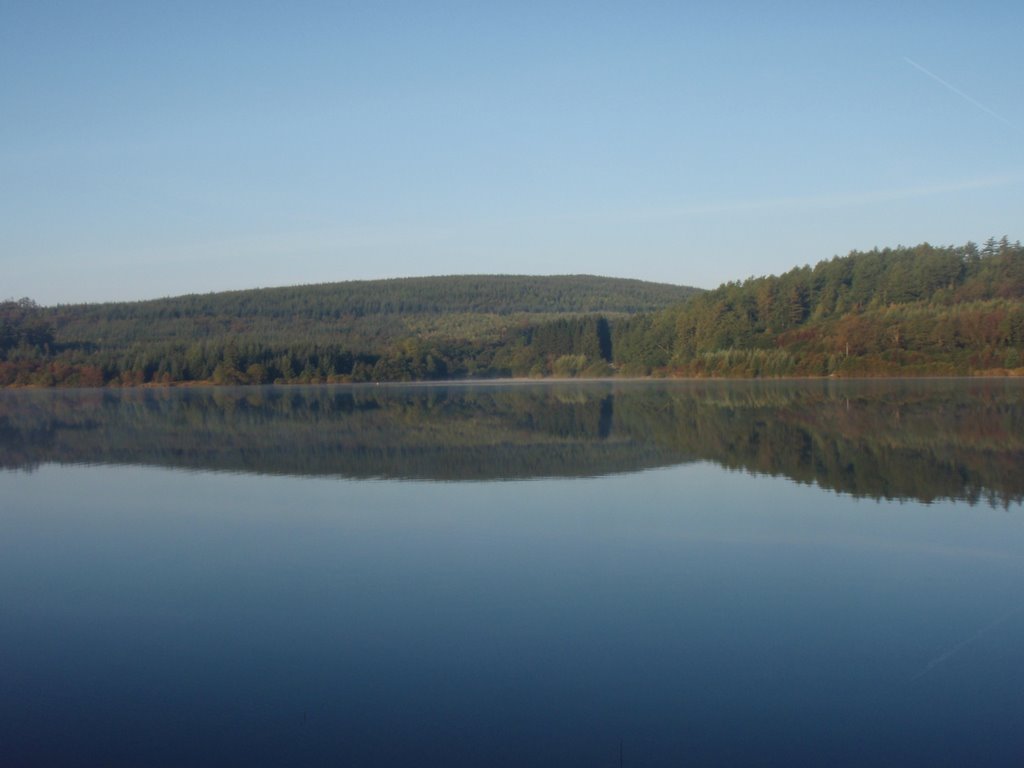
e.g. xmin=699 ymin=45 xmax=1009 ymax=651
xmin=2 ymin=238 xmax=1023 ymax=386
xmin=0 ymin=276 xmax=696 ymax=386
xmin=623 ymin=237 xmax=1024 ymax=377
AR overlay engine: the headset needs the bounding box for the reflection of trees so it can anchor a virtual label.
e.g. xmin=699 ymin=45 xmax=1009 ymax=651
xmin=614 ymin=380 xmax=1024 ymax=507
xmin=0 ymin=381 xmax=1021 ymax=505
xmin=0 ymin=385 xmax=664 ymax=481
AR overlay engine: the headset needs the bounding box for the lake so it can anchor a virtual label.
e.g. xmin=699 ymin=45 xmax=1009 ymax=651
xmin=2 ymin=379 xmax=1023 ymax=766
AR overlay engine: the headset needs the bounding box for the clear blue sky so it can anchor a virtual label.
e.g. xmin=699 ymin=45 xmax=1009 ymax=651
xmin=3 ymin=1 xmax=1022 ymax=305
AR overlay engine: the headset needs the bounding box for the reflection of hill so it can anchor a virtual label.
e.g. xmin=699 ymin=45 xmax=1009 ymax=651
xmin=0 ymin=385 xmax=675 ymax=481
xmin=0 ymin=381 xmax=1021 ymax=505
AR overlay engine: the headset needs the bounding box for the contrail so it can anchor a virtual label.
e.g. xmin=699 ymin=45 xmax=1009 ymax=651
xmin=904 ymin=57 xmax=1016 ymax=129
xmin=911 ymin=606 xmax=1022 ymax=682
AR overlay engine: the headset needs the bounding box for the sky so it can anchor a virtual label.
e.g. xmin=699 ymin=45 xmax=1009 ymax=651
xmin=2 ymin=1 xmax=1022 ymax=305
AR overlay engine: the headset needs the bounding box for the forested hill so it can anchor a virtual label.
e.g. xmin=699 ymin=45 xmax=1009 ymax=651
xmin=59 ymin=274 xmax=699 ymax=320
xmin=1 ymin=275 xmax=699 ymax=386
xmin=3 ymin=240 xmax=1023 ymax=387
xmin=614 ymin=238 xmax=1024 ymax=377
xmin=44 ymin=274 xmax=698 ymax=349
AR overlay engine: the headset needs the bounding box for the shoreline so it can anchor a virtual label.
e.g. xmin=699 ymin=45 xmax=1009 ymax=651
xmin=4 ymin=371 xmax=1024 ymax=392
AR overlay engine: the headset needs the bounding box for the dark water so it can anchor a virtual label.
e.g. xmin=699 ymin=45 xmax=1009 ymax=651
xmin=2 ymin=380 xmax=1023 ymax=766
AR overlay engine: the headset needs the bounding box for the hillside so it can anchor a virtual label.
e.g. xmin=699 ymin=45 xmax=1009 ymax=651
xmin=1 ymin=275 xmax=699 ymax=386
xmin=48 ymin=274 xmax=697 ymax=343
xmin=3 ymin=240 xmax=1023 ymax=387
xmin=613 ymin=237 xmax=1024 ymax=377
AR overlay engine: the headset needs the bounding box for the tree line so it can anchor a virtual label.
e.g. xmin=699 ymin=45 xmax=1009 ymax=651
xmin=616 ymin=237 xmax=1024 ymax=377
xmin=2 ymin=239 xmax=1023 ymax=386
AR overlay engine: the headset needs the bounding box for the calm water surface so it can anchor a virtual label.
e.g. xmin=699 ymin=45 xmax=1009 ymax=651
xmin=1 ymin=380 xmax=1023 ymax=766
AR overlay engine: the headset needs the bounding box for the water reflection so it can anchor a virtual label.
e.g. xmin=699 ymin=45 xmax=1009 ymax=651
xmin=1 ymin=379 xmax=1022 ymax=505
